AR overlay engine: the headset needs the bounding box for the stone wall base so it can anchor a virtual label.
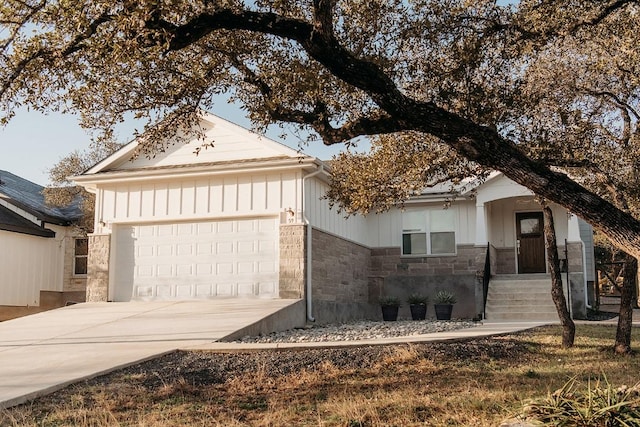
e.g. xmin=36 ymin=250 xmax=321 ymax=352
xmin=86 ymin=234 xmax=111 ymax=302
xmin=381 ymin=274 xmax=481 ymax=320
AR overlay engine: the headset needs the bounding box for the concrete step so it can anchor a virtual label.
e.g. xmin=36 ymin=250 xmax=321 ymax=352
xmin=486 ymin=291 xmax=554 ymax=301
xmin=485 ymin=276 xmax=564 ymax=321
xmin=485 ymin=304 xmax=557 ymax=313
xmin=488 ymin=312 xmax=560 ymax=321
xmin=488 ymin=282 xmax=552 ymax=290
xmin=487 ymin=299 xmax=555 ymax=310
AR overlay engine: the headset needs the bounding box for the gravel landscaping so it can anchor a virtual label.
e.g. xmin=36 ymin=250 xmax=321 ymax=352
xmin=233 ymin=319 xmax=479 ymax=343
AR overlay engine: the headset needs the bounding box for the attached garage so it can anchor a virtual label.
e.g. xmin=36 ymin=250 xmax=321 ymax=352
xmin=112 ymin=217 xmax=279 ymax=301
xmin=74 ymin=113 xmax=322 ymax=309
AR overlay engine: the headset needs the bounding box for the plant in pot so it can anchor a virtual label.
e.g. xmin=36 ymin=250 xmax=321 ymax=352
xmin=407 ymin=293 xmax=429 ymax=321
xmin=433 ymin=290 xmax=457 ymax=320
xmin=379 ymin=296 xmax=401 ymax=321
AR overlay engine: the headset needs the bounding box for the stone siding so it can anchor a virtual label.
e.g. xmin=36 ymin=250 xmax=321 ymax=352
xmin=566 ymin=242 xmax=587 ymax=319
xmin=495 ymin=248 xmax=516 ymax=274
xmin=370 ymin=245 xmax=486 ymax=319
xmin=62 ymin=234 xmax=87 ymax=293
xmin=311 ymin=228 xmax=374 ymax=323
xmin=86 ymin=234 xmax=111 ymax=302
xmin=278 ymin=224 xmax=306 ymax=299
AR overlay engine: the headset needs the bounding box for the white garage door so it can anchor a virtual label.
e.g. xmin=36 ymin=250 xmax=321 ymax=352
xmin=113 ymin=218 xmax=279 ymax=301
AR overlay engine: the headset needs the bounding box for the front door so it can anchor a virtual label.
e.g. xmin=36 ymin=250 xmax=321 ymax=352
xmin=516 ymin=212 xmax=546 ymax=274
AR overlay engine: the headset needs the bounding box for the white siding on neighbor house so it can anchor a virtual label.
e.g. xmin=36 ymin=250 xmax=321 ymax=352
xmin=96 ymin=171 xmax=302 ymax=226
xmin=304 ymin=177 xmax=369 ymax=245
xmin=0 ymin=229 xmax=64 ymax=306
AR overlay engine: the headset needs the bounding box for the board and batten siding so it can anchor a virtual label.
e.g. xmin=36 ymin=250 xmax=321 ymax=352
xmin=304 ymin=176 xmax=477 ymax=249
xmin=95 ymin=171 xmax=302 ymax=226
xmin=304 ymin=177 xmax=370 ymax=246
xmin=0 ymin=229 xmax=64 ymax=306
xmin=363 ymin=200 xmax=477 ymax=248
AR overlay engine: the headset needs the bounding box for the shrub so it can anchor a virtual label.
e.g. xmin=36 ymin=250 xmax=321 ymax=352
xmin=522 ymin=375 xmax=640 ymax=426
xmin=378 ymin=296 xmax=401 ymax=307
xmin=433 ymin=290 xmax=457 ymax=305
xmin=407 ymin=293 xmax=429 ymax=305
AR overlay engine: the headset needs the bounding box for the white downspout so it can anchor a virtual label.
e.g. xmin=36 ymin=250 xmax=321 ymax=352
xmin=302 ymin=163 xmax=324 ymax=322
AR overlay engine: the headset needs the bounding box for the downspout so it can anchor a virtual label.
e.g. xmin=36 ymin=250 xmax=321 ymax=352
xmin=302 ymin=163 xmax=324 ymax=322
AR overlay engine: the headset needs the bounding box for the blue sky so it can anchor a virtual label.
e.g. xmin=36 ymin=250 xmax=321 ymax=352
xmin=0 ymin=0 xmax=517 ymax=186
xmin=0 ymin=105 xmax=348 ymax=186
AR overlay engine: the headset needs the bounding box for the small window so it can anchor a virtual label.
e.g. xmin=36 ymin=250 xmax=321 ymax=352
xmin=402 ymin=211 xmax=427 ymax=255
xmin=520 ymin=218 xmax=541 ymax=235
xmin=403 ymin=232 xmax=427 ymax=255
xmin=402 ymin=209 xmax=456 ymax=255
xmin=74 ymin=238 xmax=88 ymax=275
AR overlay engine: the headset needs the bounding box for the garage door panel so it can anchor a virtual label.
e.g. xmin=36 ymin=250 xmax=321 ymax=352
xmin=216 ymin=283 xmax=234 ymax=296
xmin=114 ymin=218 xmax=279 ymax=301
xmin=176 ymin=284 xmax=193 ymax=297
xmin=237 ymin=282 xmax=254 ymax=296
xmin=196 ymin=284 xmax=212 ymax=296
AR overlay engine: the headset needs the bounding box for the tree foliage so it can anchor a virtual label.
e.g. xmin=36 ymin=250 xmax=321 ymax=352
xmin=43 ymin=139 xmax=123 ymax=232
xmin=2 ymin=0 xmax=640 ymax=259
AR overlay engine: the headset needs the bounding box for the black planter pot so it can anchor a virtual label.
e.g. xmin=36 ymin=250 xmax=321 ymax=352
xmin=381 ymin=305 xmax=399 ymax=321
xmin=434 ymin=304 xmax=453 ymax=320
xmin=409 ymin=304 xmax=427 ymax=321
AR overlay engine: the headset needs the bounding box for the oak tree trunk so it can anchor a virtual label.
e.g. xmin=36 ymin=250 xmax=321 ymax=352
xmin=615 ymin=255 xmax=636 ymax=354
xmin=542 ymin=204 xmax=575 ymax=348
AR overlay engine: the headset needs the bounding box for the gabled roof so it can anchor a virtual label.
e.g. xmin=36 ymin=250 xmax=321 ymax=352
xmin=0 ymin=170 xmax=83 ymax=226
xmin=82 ymin=112 xmax=313 ymax=177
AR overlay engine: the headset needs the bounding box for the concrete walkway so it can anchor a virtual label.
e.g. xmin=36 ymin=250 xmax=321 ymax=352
xmin=0 ymin=301 xmax=636 ymax=410
xmin=0 ymin=299 xmax=300 ymax=409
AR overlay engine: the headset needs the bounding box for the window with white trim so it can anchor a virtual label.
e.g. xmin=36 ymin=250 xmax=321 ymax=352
xmin=402 ymin=209 xmax=456 ymax=255
xmin=74 ymin=238 xmax=88 ymax=275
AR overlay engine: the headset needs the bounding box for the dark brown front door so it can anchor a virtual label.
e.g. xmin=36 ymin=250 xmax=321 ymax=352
xmin=516 ymin=212 xmax=546 ymax=274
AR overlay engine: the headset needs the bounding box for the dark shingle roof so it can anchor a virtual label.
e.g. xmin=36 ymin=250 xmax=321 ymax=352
xmin=0 ymin=204 xmax=56 ymax=237
xmin=0 ymin=170 xmax=83 ymax=226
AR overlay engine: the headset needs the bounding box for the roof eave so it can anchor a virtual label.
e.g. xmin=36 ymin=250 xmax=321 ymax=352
xmin=0 ymin=223 xmax=56 ymax=238
xmin=73 ymin=156 xmax=321 ymax=186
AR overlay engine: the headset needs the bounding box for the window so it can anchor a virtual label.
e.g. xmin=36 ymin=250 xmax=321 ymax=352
xmin=402 ymin=209 xmax=456 ymax=255
xmin=74 ymin=238 xmax=88 ymax=275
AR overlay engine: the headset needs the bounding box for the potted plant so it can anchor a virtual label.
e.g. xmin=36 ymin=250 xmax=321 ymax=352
xmin=379 ymin=296 xmax=401 ymax=321
xmin=433 ymin=290 xmax=457 ymax=320
xmin=407 ymin=293 xmax=429 ymax=321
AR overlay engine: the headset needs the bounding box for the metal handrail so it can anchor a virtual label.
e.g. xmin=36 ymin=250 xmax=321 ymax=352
xmin=482 ymin=242 xmax=491 ymax=318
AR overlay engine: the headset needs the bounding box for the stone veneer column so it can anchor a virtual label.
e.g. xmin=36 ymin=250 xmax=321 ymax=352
xmin=278 ymin=224 xmax=306 ymax=299
xmin=86 ymin=234 xmax=111 ymax=302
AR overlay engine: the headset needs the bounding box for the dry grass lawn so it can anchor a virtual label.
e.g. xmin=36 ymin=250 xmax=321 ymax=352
xmin=2 ymin=324 xmax=640 ymax=426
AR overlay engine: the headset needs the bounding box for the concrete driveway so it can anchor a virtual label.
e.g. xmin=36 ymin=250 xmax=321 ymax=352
xmin=0 ymin=299 xmax=302 ymax=409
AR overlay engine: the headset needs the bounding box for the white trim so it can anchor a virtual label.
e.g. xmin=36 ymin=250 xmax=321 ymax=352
xmin=0 ymin=199 xmax=42 ymax=226
xmin=74 ymin=158 xmax=319 ymax=187
xmin=83 ymin=112 xmax=307 ymax=176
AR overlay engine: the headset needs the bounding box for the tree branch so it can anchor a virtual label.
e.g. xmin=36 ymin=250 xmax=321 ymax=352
xmin=230 ymin=55 xmax=404 ymax=143
xmin=1 ymin=11 xmax=111 ymax=99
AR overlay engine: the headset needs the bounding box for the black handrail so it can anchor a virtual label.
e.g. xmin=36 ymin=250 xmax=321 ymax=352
xmin=482 ymin=242 xmax=491 ymax=318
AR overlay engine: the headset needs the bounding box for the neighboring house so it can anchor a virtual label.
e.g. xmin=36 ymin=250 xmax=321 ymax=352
xmin=73 ymin=113 xmax=595 ymax=323
xmin=0 ymin=171 xmax=87 ymax=320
